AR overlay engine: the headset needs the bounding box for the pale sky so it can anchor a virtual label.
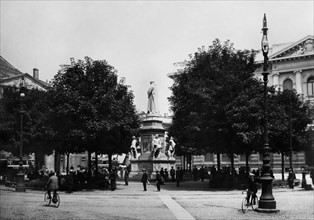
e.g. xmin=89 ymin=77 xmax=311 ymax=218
xmin=1 ymin=1 xmax=313 ymax=115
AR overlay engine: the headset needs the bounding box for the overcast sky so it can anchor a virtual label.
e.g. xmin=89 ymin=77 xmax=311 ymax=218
xmin=1 ymin=1 xmax=313 ymax=115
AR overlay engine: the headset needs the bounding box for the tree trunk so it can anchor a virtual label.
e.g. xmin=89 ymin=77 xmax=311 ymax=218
xmin=54 ymin=151 xmax=60 ymax=174
xmin=217 ymin=153 xmax=221 ymax=171
xmin=230 ymin=152 xmax=235 ymax=187
xmin=88 ymin=150 xmax=92 ymax=180
xmin=95 ymin=151 xmax=98 ymax=178
xmin=245 ymin=152 xmax=250 ymax=174
xmin=66 ymin=152 xmax=70 ymax=176
xmin=188 ymin=154 xmax=192 ymax=171
xmin=35 ymin=152 xmax=44 ymax=171
xmin=281 ymin=152 xmax=285 ymax=180
xmin=108 ymin=153 xmax=112 ymax=171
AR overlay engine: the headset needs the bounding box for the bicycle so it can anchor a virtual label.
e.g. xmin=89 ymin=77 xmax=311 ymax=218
xmin=241 ymin=190 xmax=258 ymax=213
xmin=44 ymin=191 xmax=60 ymax=208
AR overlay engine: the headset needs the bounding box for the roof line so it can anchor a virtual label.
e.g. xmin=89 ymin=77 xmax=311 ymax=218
xmin=269 ymin=35 xmax=314 ymax=59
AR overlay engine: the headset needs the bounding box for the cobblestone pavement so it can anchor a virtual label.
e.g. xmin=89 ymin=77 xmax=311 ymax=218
xmin=0 ymin=180 xmax=313 ymax=220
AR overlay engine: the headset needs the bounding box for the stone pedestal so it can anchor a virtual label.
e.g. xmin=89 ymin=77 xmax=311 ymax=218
xmin=130 ymin=114 xmax=176 ymax=179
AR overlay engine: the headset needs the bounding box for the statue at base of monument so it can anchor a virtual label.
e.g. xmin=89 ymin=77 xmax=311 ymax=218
xmin=147 ymin=81 xmax=159 ymax=115
xmin=130 ymin=136 xmax=137 ymax=159
xmin=167 ymin=137 xmax=176 ymax=159
xmin=152 ymin=134 xmax=162 ymax=158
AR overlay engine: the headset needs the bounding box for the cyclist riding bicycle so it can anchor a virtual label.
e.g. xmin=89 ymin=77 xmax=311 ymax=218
xmin=246 ymin=172 xmax=258 ymax=205
xmin=47 ymin=171 xmax=59 ymax=203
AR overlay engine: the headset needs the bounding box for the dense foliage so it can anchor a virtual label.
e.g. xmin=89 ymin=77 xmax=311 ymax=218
xmin=169 ymin=39 xmax=260 ymax=156
xmin=47 ymin=57 xmax=140 ymax=171
xmin=169 ymin=39 xmax=311 ymax=165
xmin=0 ymin=57 xmax=140 ymax=173
xmin=0 ymin=86 xmax=53 ymax=167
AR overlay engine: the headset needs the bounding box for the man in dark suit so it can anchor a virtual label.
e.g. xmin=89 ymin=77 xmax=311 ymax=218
xmin=141 ymin=169 xmax=149 ymax=191
xmin=176 ymin=167 xmax=181 ymax=187
xmin=156 ymin=171 xmax=162 ymax=191
xmin=47 ymin=171 xmax=59 ymax=201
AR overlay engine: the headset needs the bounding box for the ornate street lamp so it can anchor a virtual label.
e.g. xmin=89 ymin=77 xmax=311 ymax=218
xmin=256 ymin=14 xmax=279 ymax=212
xmin=15 ymin=76 xmax=26 ymax=192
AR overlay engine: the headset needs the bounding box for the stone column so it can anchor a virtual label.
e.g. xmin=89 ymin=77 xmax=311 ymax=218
xmin=272 ymin=72 xmax=280 ymax=91
xmin=294 ymin=69 xmax=302 ymax=94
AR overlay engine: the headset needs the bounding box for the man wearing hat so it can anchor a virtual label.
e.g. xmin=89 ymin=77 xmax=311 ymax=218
xmin=287 ymin=168 xmax=296 ymax=189
xmin=246 ymin=172 xmax=258 ymax=205
xmin=141 ymin=169 xmax=149 ymax=191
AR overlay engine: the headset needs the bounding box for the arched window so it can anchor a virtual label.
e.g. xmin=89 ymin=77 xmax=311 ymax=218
xmin=307 ymin=76 xmax=314 ymax=96
xmin=283 ymin=79 xmax=293 ymax=91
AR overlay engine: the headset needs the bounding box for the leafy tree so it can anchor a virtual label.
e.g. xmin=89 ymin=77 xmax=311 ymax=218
xmin=0 ymin=87 xmax=53 ymax=169
xmin=48 ymin=57 xmax=140 ymax=175
xmin=268 ymin=89 xmax=311 ymax=177
xmin=169 ymin=39 xmax=258 ymax=174
xmin=224 ymin=77 xmax=265 ymax=172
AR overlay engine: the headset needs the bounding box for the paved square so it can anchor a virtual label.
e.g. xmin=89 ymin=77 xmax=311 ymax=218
xmin=1 ymin=181 xmax=313 ymax=220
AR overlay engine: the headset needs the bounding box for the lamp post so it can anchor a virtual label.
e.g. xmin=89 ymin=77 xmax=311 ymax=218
xmin=256 ymin=14 xmax=279 ymax=212
xmin=15 ymin=76 xmax=26 ymax=192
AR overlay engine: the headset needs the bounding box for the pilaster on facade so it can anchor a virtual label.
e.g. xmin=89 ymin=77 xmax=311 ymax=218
xmin=272 ymin=71 xmax=280 ymax=91
xmin=294 ymin=69 xmax=303 ymax=94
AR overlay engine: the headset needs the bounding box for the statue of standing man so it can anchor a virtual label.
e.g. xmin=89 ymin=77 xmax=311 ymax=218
xmin=147 ymin=81 xmax=159 ymax=115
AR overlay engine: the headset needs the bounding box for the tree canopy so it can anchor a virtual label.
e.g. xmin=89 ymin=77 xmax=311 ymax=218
xmin=169 ymin=39 xmax=260 ymax=156
xmin=47 ymin=57 xmax=140 ymax=157
xmin=0 ymin=86 xmax=54 ymax=162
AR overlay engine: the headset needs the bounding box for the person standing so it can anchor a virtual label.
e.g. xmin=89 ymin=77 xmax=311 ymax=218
xmin=141 ymin=169 xmax=149 ymax=191
xmin=160 ymin=167 xmax=165 ymax=185
xmin=176 ymin=167 xmax=181 ymax=187
xmin=164 ymin=168 xmax=169 ymax=182
xmin=199 ymin=166 xmax=205 ymax=182
xmin=287 ymin=168 xmax=296 ymax=189
xmin=156 ymin=171 xmax=162 ymax=191
xmin=170 ymin=166 xmax=175 ymax=182
xmin=109 ymin=169 xmax=117 ymax=191
xmin=210 ymin=165 xmax=217 ymax=188
xmin=124 ymin=168 xmax=129 ymax=186
xmin=193 ymin=166 xmax=198 ymax=181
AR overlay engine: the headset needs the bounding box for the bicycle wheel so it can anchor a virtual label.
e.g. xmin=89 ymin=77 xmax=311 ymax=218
xmin=53 ymin=193 xmax=60 ymax=208
xmin=251 ymin=195 xmax=259 ymax=211
xmin=241 ymin=197 xmax=248 ymax=213
xmin=44 ymin=192 xmax=51 ymax=206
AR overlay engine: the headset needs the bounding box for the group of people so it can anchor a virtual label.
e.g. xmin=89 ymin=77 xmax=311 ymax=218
xmin=140 ymin=166 xmax=184 ymax=191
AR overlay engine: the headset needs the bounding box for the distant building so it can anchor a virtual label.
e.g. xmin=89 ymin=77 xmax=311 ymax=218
xmin=0 ymin=56 xmax=49 ymax=98
xmin=167 ymin=35 xmax=314 ymax=172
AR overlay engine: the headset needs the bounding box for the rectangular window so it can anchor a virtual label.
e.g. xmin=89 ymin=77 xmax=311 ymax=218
xmin=222 ymin=154 xmax=230 ymax=162
xmin=204 ymin=153 xmax=214 ymax=162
